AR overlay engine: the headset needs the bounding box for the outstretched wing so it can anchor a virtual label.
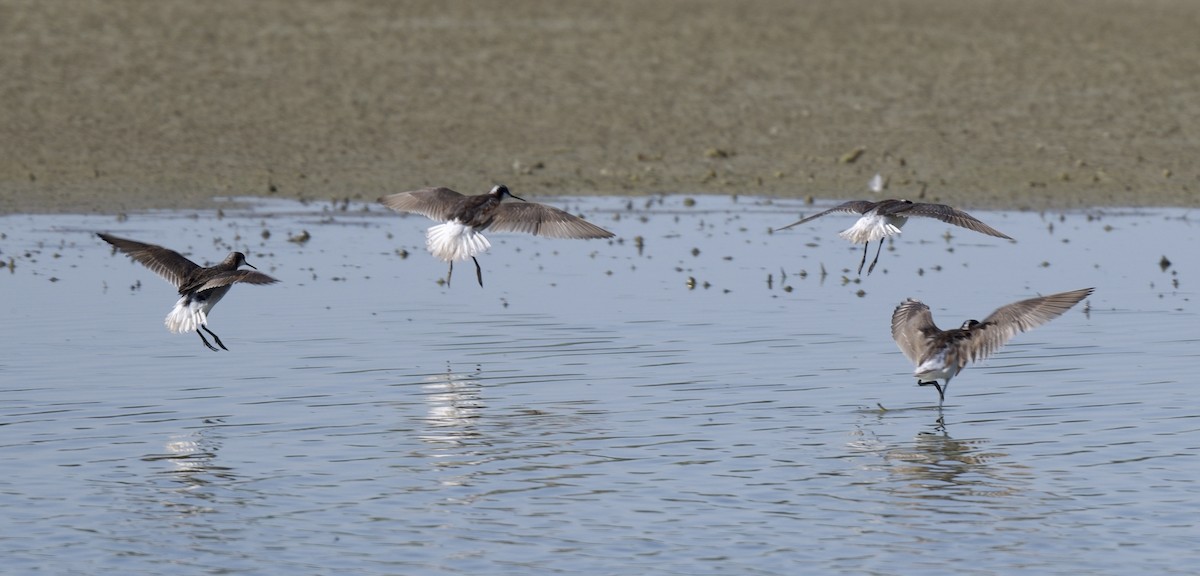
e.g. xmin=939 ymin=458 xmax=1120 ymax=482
xmin=488 ymin=202 xmax=615 ymax=239
xmin=905 ymin=203 xmax=1013 ymax=240
xmin=891 ymin=298 xmax=940 ymax=365
xmin=378 ymin=188 xmax=466 ymax=222
xmin=191 ymin=270 xmax=281 ymax=293
xmin=97 ymin=233 xmax=200 ymax=288
xmin=968 ymin=288 xmax=1094 ymax=360
xmin=775 ymin=200 xmax=877 ymax=231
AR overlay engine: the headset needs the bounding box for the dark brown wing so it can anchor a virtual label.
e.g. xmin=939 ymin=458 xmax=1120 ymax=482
xmin=378 ymin=187 xmax=466 ymax=221
xmin=904 ymin=203 xmax=1013 ymax=240
xmin=775 ymin=200 xmax=877 ymax=231
xmin=891 ymin=298 xmax=941 ymax=365
xmin=487 ymin=202 xmax=615 ymax=239
xmin=97 ymin=233 xmax=200 ymax=288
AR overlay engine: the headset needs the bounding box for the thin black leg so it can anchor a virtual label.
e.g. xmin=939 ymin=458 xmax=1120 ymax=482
xmin=856 ymin=243 xmax=868 ymax=274
xmin=918 ymin=380 xmax=945 ymax=405
xmin=196 ymin=329 xmax=220 ymax=352
xmin=202 ymin=325 xmax=228 ymax=351
xmin=472 ymin=257 xmax=483 ymax=287
xmin=867 ymin=239 xmax=885 ymax=274
xmin=446 ymin=261 xmax=453 ymax=287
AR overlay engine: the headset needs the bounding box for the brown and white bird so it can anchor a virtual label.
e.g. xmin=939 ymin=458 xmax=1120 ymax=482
xmin=777 ymin=199 xmax=1013 ymax=274
xmin=891 ymin=288 xmax=1094 ymax=405
xmin=378 ymin=184 xmax=614 ymax=287
xmin=98 ymin=233 xmax=279 ymax=351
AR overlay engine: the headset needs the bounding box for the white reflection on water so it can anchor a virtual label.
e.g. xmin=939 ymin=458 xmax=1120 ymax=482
xmin=0 ymin=196 xmax=1196 ymax=575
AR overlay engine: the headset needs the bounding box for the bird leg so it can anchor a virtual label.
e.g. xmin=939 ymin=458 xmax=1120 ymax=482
xmin=856 ymin=243 xmax=869 ymax=274
xmin=918 ymin=380 xmax=945 ymax=404
xmin=202 ymin=325 xmax=229 ymax=351
xmin=196 ymin=329 xmax=221 ymax=352
xmin=866 ymin=239 xmax=885 ymax=275
xmin=472 ymin=257 xmax=483 ymax=287
xmin=446 ymin=261 xmax=453 ymax=287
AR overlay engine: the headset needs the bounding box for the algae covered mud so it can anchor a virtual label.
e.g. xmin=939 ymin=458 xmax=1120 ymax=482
xmin=0 ymin=195 xmax=1195 ymax=574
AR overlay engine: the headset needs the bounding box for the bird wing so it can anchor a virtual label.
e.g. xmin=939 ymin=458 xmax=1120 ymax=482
xmin=905 ymin=203 xmax=1013 ymax=240
xmin=970 ymin=288 xmax=1095 ymax=361
xmin=775 ymin=200 xmax=877 ymax=231
xmin=191 ymin=270 xmax=281 ymax=293
xmin=97 ymin=233 xmax=200 ymax=288
xmin=487 ymin=203 xmax=615 ymax=239
xmin=891 ymin=298 xmax=939 ymax=365
xmin=378 ymin=187 xmax=466 ymax=221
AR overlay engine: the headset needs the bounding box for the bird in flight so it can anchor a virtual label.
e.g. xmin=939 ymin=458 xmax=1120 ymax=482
xmin=379 ymin=184 xmax=614 ymax=286
xmin=777 ymin=199 xmax=1012 ymax=274
xmin=98 ymin=233 xmax=279 ymax=351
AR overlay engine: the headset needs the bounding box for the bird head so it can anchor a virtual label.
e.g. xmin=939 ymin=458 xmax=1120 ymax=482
xmin=229 ymin=252 xmax=258 ymax=270
xmin=491 ymin=184 xmax=526 ymax=202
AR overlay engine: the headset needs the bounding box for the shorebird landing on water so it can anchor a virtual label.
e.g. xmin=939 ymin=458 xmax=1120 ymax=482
xmin=98 ymin=233 xmax=279 ymax=351
xmin=777 ymin=199 xmax=1013 ymax=274
xmin=890 ymin=288 xmax=1094 ymax=405
xmin=378 ymin=184 xmax=615 ymax=287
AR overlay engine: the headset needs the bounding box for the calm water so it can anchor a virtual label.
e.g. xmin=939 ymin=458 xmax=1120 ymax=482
xmin=1 ymin=196 xmax=1196 ymax=575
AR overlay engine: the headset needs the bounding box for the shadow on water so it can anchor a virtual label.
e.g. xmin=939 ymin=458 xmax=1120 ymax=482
xmin=0 ymin=196 xmax=1196 ymax=575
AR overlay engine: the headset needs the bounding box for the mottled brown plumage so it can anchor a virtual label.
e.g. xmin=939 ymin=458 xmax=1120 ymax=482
xmin=891 ymin=288 xmax=1094 ymax=404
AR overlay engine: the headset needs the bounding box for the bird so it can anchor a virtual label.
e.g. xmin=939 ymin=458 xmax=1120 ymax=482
xmin=890 ymin=288 xmax=1094 ymax=405
xmin=97 ymin=233 xmax=279 ymax=351
xmin=776 ymin=199 xmax=1013 ymax=274
xmin=378 ymin=184 xmax=615 ymax=287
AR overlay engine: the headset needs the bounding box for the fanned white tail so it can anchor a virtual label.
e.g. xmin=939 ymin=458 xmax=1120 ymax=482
xmin=838 ymin=215 xmax=906 ymax=244
xmin=426 ymin=221 xmax=491 ymax=262
xmin=165 ymin=296 xmax=215 ymax=333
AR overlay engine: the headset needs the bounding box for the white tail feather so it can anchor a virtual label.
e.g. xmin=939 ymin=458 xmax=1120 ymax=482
xmin=165 ymin=297 xmax=208 ymax=334
xmin=426 ymin=222 xmax=491 ymax=262
xmin=838 ymin=217 xmax=904 ymax=244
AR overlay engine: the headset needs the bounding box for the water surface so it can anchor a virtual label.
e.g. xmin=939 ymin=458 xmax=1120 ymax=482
xmin=1 ymin=196 xmax=1195 ymax=574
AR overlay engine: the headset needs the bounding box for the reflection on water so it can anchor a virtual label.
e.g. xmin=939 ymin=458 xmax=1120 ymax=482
xmin=0 ymin=197 xmax=1196 ymax=575
xmin=856 ymin=425 xmax=1030 ymax=501
xmin=420 ymin=364 xmax=485 ymax=449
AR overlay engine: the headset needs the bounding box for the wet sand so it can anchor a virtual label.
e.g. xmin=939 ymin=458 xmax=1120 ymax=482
xmin=1 ymin=0 xmax=1197 ymax=214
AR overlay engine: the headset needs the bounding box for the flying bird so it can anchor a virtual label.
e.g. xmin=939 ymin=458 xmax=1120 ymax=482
xmin=98 ymin=233 xmax=279 ymax=351
xmin=378 ymin=184 xmax=614 ymax=286
xmin=777 ymin=199 xmax=1012 ymax=274
xmin=891 ymin=288 xmax=1094 ymax=405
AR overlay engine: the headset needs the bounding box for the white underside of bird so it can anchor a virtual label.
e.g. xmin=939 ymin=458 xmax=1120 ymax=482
xmin=838 ymin=214 xmax=908 ymax=244
xmin=164 ymin=287 xmax=229 ymax=333
xmin=913 ymin=350 xmax=959 ymax=384
xmin=165 ymin=297 xmax=214 ymax=333
xmin=426 ymin=221 xmax=492 ymax=262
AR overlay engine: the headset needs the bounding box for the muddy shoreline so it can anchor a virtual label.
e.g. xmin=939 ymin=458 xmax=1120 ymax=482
xmin=2 ymin=0 xmax=1197 ymax=214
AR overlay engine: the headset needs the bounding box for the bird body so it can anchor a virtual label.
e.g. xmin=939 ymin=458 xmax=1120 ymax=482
xmin=98 ymin=233 xmax=278 ymax=351
xmin=778 ymin=199 xmax=1012 ymax=274
xmin=379 ymin=184 xmax=614 ymax=286
xmin=890 ymin=288 xmax=1094 ymax=404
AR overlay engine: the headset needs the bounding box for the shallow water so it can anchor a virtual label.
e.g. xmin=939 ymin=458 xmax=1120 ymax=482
xmin=1 ymin=196 xmax=1195 ymax=575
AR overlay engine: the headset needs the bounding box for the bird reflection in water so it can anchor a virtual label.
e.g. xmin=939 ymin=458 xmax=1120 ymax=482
xmin=418 ymin=364 xmax=484 ymax=449
xmin=850 ymin=424 xmax=1031 ymax=501
xmin=141 ymin=420 xmax=237 ymax=517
